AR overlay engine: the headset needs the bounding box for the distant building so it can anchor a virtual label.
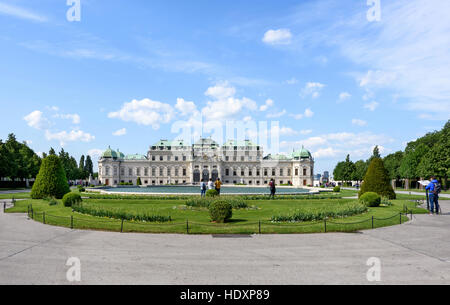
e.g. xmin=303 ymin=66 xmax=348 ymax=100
xmin=98 ymin=138 xmax=315 ymax=187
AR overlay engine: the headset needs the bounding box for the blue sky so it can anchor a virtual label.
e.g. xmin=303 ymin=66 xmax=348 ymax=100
xmin=0 ymin=0 xmax=449 ymax=173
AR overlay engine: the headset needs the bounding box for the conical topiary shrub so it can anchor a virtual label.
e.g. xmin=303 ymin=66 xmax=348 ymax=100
xmin=31 ymin=155 xmax=70 ymax=199
xmin=359 ymin=157 xmax=396 ymax=200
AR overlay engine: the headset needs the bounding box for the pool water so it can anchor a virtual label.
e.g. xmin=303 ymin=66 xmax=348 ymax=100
xmin=103 ymin=186 xmax=311 ymax=195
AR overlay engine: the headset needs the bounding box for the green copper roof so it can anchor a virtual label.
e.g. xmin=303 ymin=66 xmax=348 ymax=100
xmin=264 ymin=154 xmax=292 ymax=161
xmin=291 ymin=147 xmax=312 ymax=159
xmin=102 ymin=146 xmax=118 ymax=159
xmin=125 ymin=154 xmax=148 ymax=160
xmin=116 ymin=149 xmax=125 ymax=159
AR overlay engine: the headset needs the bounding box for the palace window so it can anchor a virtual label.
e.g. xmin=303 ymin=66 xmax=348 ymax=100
xmin=152 ymin=156 xmax=156 ymax=161
xmin=128 ymin=168 xmax=132 ymax=176
xmin=159 ymin=168 xmax=164 ymax=176
xmin=160 ymin=156 xmax=163 ymax=161
xmin=272 ymin=169 xmax=276 ymax=176
xmin=183 ymin=168 xmax=187 ymax=176
xmin=295 ymin=168 xmax=299 ymax=176
xmin=175 ymin=168 xmax=179 ymax=177
xmin=303 ymin=168 xmax=307 ymax=176
xmin=136 ymin=168 xmax=141 ymax=176
xmin=280 ymin=169 xmax=284 ymax=176
xmin=249 ymin=170 xmax=253 ymax=176
xmin=120 ymin=168 xmax=125 ymax=176
xmin=144 ymin=168 xmax=148 ymax=176
xmin=106 ymin=167 xmax=110 ymax=176
xmin=241 ymin=170 xmax=245 ymax=176
xmin=225 ymin=169 xmax=230 ymax=176
xmin=152 ymin=168 xmax=156 ymax=176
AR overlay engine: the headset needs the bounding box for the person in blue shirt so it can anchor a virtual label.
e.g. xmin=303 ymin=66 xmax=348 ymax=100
xmin=425 ymin=177 xmax=440 ymax=215
xmin=200 ymin=180 xmax=207 ymax=197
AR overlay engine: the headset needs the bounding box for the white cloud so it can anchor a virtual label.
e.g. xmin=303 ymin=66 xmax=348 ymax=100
xmin=108 ymin=98 xmax=174 ymax=129
xmin=0 ymin=3 xmax=47 ymax=22
xmin=23 ymin=110 xmax=50 ymax=130
xmin=286 ymin=78 xmax=299 ymax=85
xmin=364 ymin=101 xmax=379 ymax=112
xmin=300 ymin=82 xmax=325 ymax=99
xmin=201 ymin=83 xmax=257 ymax=121
xmin=299 ymin=129 xmax=313 ymax=135
xmin=112 ymin=128 xmax=127 ymax=136
xmin=352 ymin=119 xmax=368 ymax=127
xmin=54 ymin=113 xmax=81 ymax=124
xmin=262 ymin=29 xmax=292 ymax=45
xmin=45 ymin=129 xmax=95 ymax=146
xmin=260 ymin=99 xmax=274 ymax=111
xmin=87 ymin=149 xmax=104 ymax=159
xmin=313 ymin=147 xmax=340 ymax=158
xmin=338 ymin=92 xmax=351 ymax=102
xmin=290 ymin=108 xmax=314 ymax=120
xmin=175 ymin=98 xmax=198 ymax=116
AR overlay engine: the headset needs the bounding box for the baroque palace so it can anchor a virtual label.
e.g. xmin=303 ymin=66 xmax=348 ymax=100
xmin=98 ymin=138 xmax=314 ymax=187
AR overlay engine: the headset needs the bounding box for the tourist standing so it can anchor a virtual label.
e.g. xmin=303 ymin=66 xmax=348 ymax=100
xmin=200 ymin=180 xmax=207 ymax=197
xmin=208 ymin=178 xmax=214 ymax=190
xmin=269 ymin=178 xmax=276 ymax=199
xmin=426 ymin=176 xmax=441 ymax=215
xmin=215 ymin=178 xmax=222 ymax=195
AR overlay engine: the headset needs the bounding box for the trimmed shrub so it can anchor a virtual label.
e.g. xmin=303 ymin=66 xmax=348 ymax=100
xmin=206 ymin=189 xmax=219 ymax=197
xmin=136 ymin=177 xmax=142 ymax=186
xmin=208 ymin=200 xmax=232 ymax=223
xmin=359 ymin=192 xmax=381 ymax=207
xmin=359 ymin=158 xmax=396 ymax=199
xmin=31 ymin=155 xmax=70 ymax=199
xmin=333 ymin=186 xmax=341 ymax=193
xmin=62 ymin=192 xmax=82 ymax=207
xmin=271 ymin=203 xmax=368 ymax=222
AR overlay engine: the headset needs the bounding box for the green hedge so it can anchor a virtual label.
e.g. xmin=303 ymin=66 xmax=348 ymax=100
xmin=72 ymin=203 xmax=171 ymax=223
xmin=31 ymin=156 xmax=70 ymax=199
xmin=186 ymin=197 xmax=248 ymax=209
xmin=359 ymin=192 xmax=381 ymax=207
xmin=271 ymin=203 xmax=368 ymax=222
xmin=209 ymin=200 xmax=233 ymax=223
xmin=62 ymin=193 xmax=82 ymax=207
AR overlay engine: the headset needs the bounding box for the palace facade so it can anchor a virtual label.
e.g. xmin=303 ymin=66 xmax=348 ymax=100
xmin=98 ymin=138 xmax=314 ymax=187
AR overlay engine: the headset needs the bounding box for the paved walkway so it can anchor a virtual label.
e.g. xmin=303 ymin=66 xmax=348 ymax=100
xmin=1 ymin=200 xmax=449 ymax=284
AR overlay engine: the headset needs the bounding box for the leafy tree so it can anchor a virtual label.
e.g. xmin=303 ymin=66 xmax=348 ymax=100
xmin=399 ymin=143 xmax=429 ymax=180
xmin=333 ymin=161 xmax=346 ymax=182
xmin=383 ymin=151 xmax=404 ymax=181
xmin=353 ymin=160 xmax=368 ymax=182
xmin=85 ymin=155 xmax=94 ymax=177
xmin=333 ymin=155 xmax=356 ymax=185
xmin=360 ymin=157 xmax=396 ymax=199
xmin=31 ymin=155 xmax=70 ymax=199
xmin=0 ymin=139 xmax=10 ymax=179
xmin=49 ymin=147 xmax=56 ymax=156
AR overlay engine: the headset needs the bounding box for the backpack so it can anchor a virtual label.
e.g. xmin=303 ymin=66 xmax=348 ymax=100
xmin=433 ymin=182 xmax=442 ymax=194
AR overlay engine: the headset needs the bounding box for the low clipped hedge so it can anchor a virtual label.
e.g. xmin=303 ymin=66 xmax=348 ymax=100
xmin=72 ymin=203 xmax=171 ymax=223
xmin=333 ymin=186 xmax=341 ymax=193
xmin=186 ymin=197 xmax=248 ymax=209
xmin=62 ymin=193 xmax=82 ymax=207
xmin=206 ymin=189 xmax=219 ymax=197
xmin=271 ymin=203 xmax=368 ymax=222
xmin=209 ymin=200 xmax=233 ymax=223
xmin=359 ymin=192 xmax=381 ymax=207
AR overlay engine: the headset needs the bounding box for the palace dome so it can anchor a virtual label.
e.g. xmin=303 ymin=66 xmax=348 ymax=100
xmin=102 ymin=146 xmax=118 ymax=159
xmin=291 ymin=147 xmax=312 ymax=159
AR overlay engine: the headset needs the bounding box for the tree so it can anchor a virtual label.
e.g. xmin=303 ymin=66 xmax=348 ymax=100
xmin=333 ymin=155 xmax=356 ymax=185
xmin=79 ymin=155 xmax=88 ymax=180
xmin=31 ymin=155 xmax=70 ymax=199
xmin=399 ymin=143 xmax=429 ymax=181
xmin=333 ymin=161 xmax=346 ymax=182
xmin=49 ymin=147 xmax=56 ymax=156
xmin=136 ymin=177 xmax=142 ymax=186
xmin=359 ymin=157 xmax=396 ymax=199
xmin=383 ymin=151 xmax=404 ymax=181
xmin=85 ymin=155 xmax=94 ymax=177
xmin=353 ymin=160 xmax=368 ymax=182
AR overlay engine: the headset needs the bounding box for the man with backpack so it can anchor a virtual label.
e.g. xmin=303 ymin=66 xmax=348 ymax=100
xmin=200 ymin=179 xmax=207 ymax=197
xmin=426 ymin=176 xmax=441 ymax=215
xmin=269 ymin=178 xmax=276 ymax=199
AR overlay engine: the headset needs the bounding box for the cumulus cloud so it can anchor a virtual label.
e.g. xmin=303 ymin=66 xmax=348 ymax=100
xmin=201 ymin=83 xmax=257 ymax=121
xmin=266 ymin=109 xmax=286 ymax=118
xmin=112 ymin=128 xmax=127 ymax=136
xmin=300 ymin=82 xmax=325 ymax=99
xmin=23 ymin=110 xmax=50 ymax=130
xmin=45 ymin=129 xmax=95 ymax=146
xmin=260 ymin=99 xmax=274 ymax=111
xmin=175 ymin=98 xmax=198 ymax=116
xmin=0 ymin=2 xmax=47 ymax=22
xmin=54 ymin=113 xmax=81 ymax=124
xmin=262 ymin=29 xmax=292 ymax=45
xmin=338 ymin=92 xmax=351 ymax=103
xmin=87 ymin=149 xmax=104 ymax=159
xmin=108 ymin=98 xmax=174 ymax=129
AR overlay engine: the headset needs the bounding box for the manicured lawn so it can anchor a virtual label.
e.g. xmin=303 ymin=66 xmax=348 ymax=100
xmin=6 ymin=194 xmax=427 ymax=234
xmin=0 ymin=192 xmax=31 ymax=200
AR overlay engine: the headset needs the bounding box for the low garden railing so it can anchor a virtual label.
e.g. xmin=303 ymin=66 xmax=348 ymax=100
xmin=24 ymin=204 xmax=414 ymax=235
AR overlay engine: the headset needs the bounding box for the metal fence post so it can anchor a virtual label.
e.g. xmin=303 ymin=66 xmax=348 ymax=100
xmin=400 ymin=213 xmax=402 ymax=224
xmin=71 ymin=216 xmax=74 ymax=229
xmin=43 ymin=212 xmax=46 ymax=224
xmin=186 ymin=220 xmax=189 ymax=234
xmin=258 ymin=220 xmax=261 ymax=234
xmin=121 ymin=219 xmax=124 ymax=233
xmin=372 ymin=216 xmax=374 ymax=229
xmin=31 ymin=208 xmax=34 ymax=219
xmin=3 ymin=202 xmax=6 ymax=213
xmin=324 ymin=219 xmax=327 ymax=233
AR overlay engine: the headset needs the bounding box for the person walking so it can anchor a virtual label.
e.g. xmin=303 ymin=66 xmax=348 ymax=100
xmin=215 ymin=178 xmax=222 ymax=195
xmin=269 ymin=178 xmax=276 ymax=199
xmin=200 ymin=179 xmax=207 ymax=197
xmin=426 ymin=176 xmax=441 ymax=215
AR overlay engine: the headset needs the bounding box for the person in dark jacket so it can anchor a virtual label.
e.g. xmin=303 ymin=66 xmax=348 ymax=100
xmin=425 ymin=177 xmax=440 ymax=215
xmin=269 ymin=179 xmax=276 ymax=199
